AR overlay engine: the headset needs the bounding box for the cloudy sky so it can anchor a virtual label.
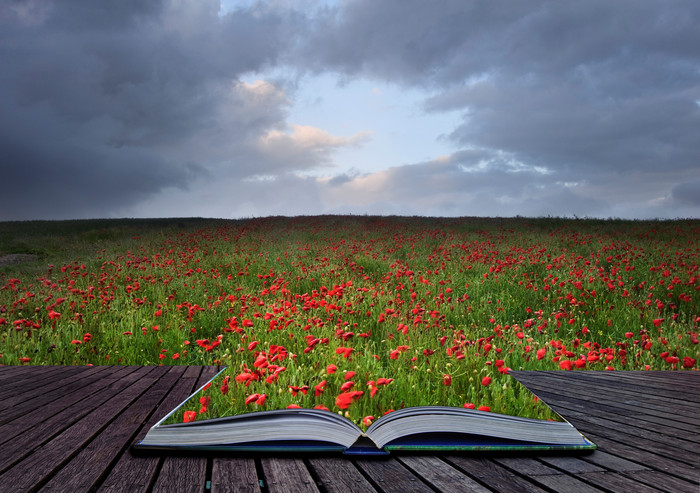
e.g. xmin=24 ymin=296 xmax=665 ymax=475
xmin=1 ymin=0 xmax=698 ymax=220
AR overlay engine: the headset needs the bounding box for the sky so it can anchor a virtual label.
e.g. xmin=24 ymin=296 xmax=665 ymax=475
xmin=1 ymin=0 xmax=699 ymax=221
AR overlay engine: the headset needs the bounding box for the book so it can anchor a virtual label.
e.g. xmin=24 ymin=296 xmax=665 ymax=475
xmin=135 ymin=368 xmax=596 ymax=455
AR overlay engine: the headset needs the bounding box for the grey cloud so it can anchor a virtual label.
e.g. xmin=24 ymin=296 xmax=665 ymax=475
xmin=671 ymin=180 xmax=700 ymax=207
xmin=297 ymin=0 xmax=699 ymax=218
xmin=1 ymin=1 xmax=306 ymax=220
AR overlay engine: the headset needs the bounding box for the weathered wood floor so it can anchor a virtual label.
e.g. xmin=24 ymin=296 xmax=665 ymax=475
xmin=0 ymin=367 xmax=697 ymax=493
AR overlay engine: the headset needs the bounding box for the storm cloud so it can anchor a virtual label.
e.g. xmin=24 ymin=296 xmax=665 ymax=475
xmin=1 ymin=0 xmax=698 ymax=220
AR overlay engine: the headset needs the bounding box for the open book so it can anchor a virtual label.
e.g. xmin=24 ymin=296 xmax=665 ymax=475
xmin=135 ymin=369 xmax=595 ymax=455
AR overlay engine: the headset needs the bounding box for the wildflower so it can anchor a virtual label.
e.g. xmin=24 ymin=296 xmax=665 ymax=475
xmin=220 ymin=375 xmax=230 ymax=395
xmin=481 ymin=376 xmax=492 ymax=386
xmin=442 ymin=374 xmax=452 ymax=386
xmin=315 ymin=380 xmax=327 ymax=396
xmin=183 ymin=411 xmax=196 ymax=423
xmin=335 ymin=391 xmax=363 ymax=409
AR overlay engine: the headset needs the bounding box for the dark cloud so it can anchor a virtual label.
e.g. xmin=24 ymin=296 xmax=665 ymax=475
xmin=299 ymin=0 xmax=700 ymax=218
xmin=1 ymin=0 xmax=698 ymax=220
xmin=1 ymin=0 xmax=307 ymax=219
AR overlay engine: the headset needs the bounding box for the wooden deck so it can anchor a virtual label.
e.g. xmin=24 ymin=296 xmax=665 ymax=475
xmin=0 ymin=367 xmax=697 ymax=493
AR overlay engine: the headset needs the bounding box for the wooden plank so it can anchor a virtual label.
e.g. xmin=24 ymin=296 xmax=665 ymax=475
xmin=630 ymin=469 xmax=700 ymax=493
xmin=443 ymin=456 xmax=551 ymax=493
xmin=494 ymin=456 xmax=604 ymax=476
xmin=40 ymin=366 xmax=179 ymax=492
xmin=0 ymin=366 xmax=158 ymax=493
xmin=354 ymin=458 xmax=434 ymax=493
xmin=0 ymin=365 xmax=41 ymax=382
xmin=0 ymin=365 xmax=87 ymax=409
xmin=576 ymin=471 xmax=678 ymax=493
xmin=260 ymin=458 xmax=320 ymax=493
xmin=98 ymin=367 xmax=196 ymax=493
xmin=580 ymin=432 xmax=700 ymax=484
xmin=210 ymin=457 xmax=262 ymax=493
xmin=151 ymin=366 xmax=218 ymax=493
xmin=306 ymin=457 xmax=376 ymax=493
xmin=0 ymin=366 xmax=129 ymax=446
xmin=0 ymin=366 xmax=143 ymax=474
xmin=0 ymin=365 xmax=60 ymax=397
xmin=514 ymin=372 xmax=700 ymax=422
xmin=151 ymin=456 xmax=207 ymax=493
xmin=398 ymin=456 xmax=491 ymax=492
xmin=509 ymin=381 xmax=700 ymax=458
xmin=534 ymin=395 xmax=699 ymax=464
xmin=528 ymin=474 xmax=607 ymax=493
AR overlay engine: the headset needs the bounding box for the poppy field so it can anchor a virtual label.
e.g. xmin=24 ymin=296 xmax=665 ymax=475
xmin=1 ymin=216 xmax=698 ymax=428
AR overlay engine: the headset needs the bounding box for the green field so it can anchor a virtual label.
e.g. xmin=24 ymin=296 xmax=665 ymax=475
xmin=1 ymin=216 xmax=697 ymax=427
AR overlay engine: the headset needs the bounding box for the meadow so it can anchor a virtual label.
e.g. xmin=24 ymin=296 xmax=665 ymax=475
xmin=1 ymin=216 xmax=697 ymax=428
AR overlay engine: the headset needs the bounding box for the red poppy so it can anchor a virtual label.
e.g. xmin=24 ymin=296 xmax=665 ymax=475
xmin=220 ymin=376 xmax=230 ymax=395
xmin=344 ymin=371 xmax=356 ymax=380
xmin=559 ymin=360 xmax=574 ymax=370
xmin=477 ymin=406 xmax=491 ymax=412
xmin=336 ymin=347 xmax=354 ymax=358
xmin=326 ymin=364 xmax=337 ymax=374
xmin=183 ymin=411 xmax=197 ymax=423
xmin=442 ymin=374 xmax=452 ymax=386
xmin=314 ymin=380 xmax=327 ymax=396
xmin=536 ymin=348 xmax=546 ymax=360
xmin=463 ymin=403 xmax=475 ymax=409
xmin=335 ymin=391 xmax=363 ymax=409
xmin=340 ymin=381 xmax=354 ymax=391
xmin=481 ymin=376 xmax=492 ymax=386
xmin=683 ymin=357 xmax=696 ymax=368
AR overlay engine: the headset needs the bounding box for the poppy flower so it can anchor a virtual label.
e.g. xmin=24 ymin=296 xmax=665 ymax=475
xmin=463 ymin=403 xmax=475 ymax=409
xmin=314 ymin=380 xmax=327 ymax=396
xmin=477 ymin=406 xmax=491 ymax=412
xmin=683 ymin=357 xmax=696 ymax=368
xmin=340 ymin=381 xmax=354 ymax=391
xmin=336 ymin=347 xmax=354 ymax=358
xmin=481 ymin=376 xmax=492 ymax=386
xmin=220 ymin=376 xmax=230 ymax=395
xmin=335 ymin=391 xmax=363 ymax=409
xmin=183 ymin=411 xmax=197 ymax=423
xmin=344 ymin=371 xmax=356 ymax=380
xmin=442 ymin=374 xmax=452 ymax=386
xmin=559 ymin=360 xmax=574 ymax=370
xmin=326 ymin=364 xmax=337 ymax=374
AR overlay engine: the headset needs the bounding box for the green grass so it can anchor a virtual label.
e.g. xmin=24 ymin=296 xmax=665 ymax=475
xmin=1 ymin=215 xmax=697 ymax=427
